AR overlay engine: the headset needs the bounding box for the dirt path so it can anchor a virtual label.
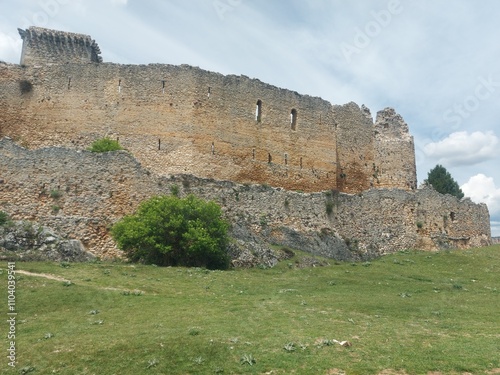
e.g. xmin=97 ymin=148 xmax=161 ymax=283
xmin=16 ymin=270 xmax=146 ymax=294
xmin=16 ymin=270 xmax=71 ymax=282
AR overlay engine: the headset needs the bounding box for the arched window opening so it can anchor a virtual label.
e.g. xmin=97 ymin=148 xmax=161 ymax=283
xmin=256 ymin=100 xmax=262 ymax=122
xmin=290 ymin=108 xmax=297 ymax=130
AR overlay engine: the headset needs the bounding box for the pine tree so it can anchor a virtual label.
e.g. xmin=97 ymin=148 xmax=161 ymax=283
xmin=425 ymin=164 xmax=464 ymax=199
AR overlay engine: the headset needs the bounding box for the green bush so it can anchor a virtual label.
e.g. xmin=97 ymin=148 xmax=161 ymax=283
xmin=169 ymin=184 xmax=180 ymax=197
xmin=88 ymin=138 xmax=123 ymax=153
xmin=0 ymin=211 xmax=9 ymax=226
xmin=111 ymin=195 xmax=230 ymax=269
xmin=325 ymin=201 xmax=334 ymax=215
xmin=50 ymin=189 xmax=62 ymax=199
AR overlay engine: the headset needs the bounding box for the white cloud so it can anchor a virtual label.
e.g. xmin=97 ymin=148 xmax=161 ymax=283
xmin=461 ymin=174 xmax=500 ymax=220
xmin=423 ymin=131 xmax=498 ymax=167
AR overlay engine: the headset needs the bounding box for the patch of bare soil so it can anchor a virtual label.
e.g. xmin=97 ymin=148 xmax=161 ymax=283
xmin=326 ymin=369 xmax=346 ymax=375
xmin=17 ymin=270 xmax=70 ymax=282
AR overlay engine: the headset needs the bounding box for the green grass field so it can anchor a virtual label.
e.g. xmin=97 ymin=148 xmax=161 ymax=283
xmin=1 ymin=246 xmax=499 ymax=374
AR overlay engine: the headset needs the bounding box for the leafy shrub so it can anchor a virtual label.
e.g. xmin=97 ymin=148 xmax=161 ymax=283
xmin=0 ymin=211 xmax=9 ymax=226
xmin=111 ymin=195 xmax=230 ymax=270
xmin=50 ymin=189 xmax=62 ymax=199
xmin=325 ymin=201 xmax=334 ymax=215
xmin=88 ymin=138 xmax=123 ymax=153
xmin=169 ymin=184 xmax=180 ymax=197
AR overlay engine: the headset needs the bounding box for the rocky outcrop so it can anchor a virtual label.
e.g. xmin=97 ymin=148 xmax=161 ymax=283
xmin=0 ymin=220 xmax=95 ymax=262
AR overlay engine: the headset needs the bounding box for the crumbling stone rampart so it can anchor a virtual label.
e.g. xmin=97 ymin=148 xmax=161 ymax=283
xmin=0 ymin=139 xmax=491 ymax=259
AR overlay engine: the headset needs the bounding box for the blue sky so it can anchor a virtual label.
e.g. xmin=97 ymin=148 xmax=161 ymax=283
xmin=1 ymin=0 xmax=499 ymax=235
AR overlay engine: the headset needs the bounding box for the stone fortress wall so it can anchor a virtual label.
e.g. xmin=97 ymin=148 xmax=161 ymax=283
xmin=0 ymin=27 xmax=417 ymax=194
xmin=0 ymin=139 xmax=491 ymax=259
xmin=0 ymin=27 xmax=492 ymax=259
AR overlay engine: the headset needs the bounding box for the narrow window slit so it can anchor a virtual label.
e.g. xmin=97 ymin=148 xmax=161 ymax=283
xmin=256 ymin=100 xmax=262 ymax=122
xmin=290 ymin=109 xmax=297 ymax=130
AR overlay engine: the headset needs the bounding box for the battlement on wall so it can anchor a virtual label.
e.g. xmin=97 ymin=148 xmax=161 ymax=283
xmin=18 ymin=26 xmax=102 ymax=66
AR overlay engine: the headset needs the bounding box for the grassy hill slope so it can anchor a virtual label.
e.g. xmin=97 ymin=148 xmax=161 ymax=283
xmin=1 ymin=246 xmax=499 ymax=374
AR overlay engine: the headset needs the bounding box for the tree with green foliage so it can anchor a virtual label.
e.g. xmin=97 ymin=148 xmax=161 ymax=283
xmin=88 ymin=137 xmax=123 ymax=153
xmin=111 ymin=195 xmax=230 ymax=269
xmin=425 ymin=164 xmax=464 ymax=199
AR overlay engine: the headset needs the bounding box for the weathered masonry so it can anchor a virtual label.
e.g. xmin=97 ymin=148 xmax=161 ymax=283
xmin=0 ymin=27 xmax=492 ymax=259
xmin=0 ymin=26 xmax=417 ymax=194
xmin=18 ymin=26 xmax=102 ymax=66
xmin=0 ymin=138 xmax=491 ymax=258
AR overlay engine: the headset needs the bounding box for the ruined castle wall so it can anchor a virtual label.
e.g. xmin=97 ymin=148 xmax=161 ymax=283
xmin=374 ymin=108 xmax=417 ymax=190
xmin=0 ymin=26 xmax=420 ymax=194
xmin=0 ymin=139 xmax=491 ymax=259
xmin=0 ymin=61 xmax=340 ymax=191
